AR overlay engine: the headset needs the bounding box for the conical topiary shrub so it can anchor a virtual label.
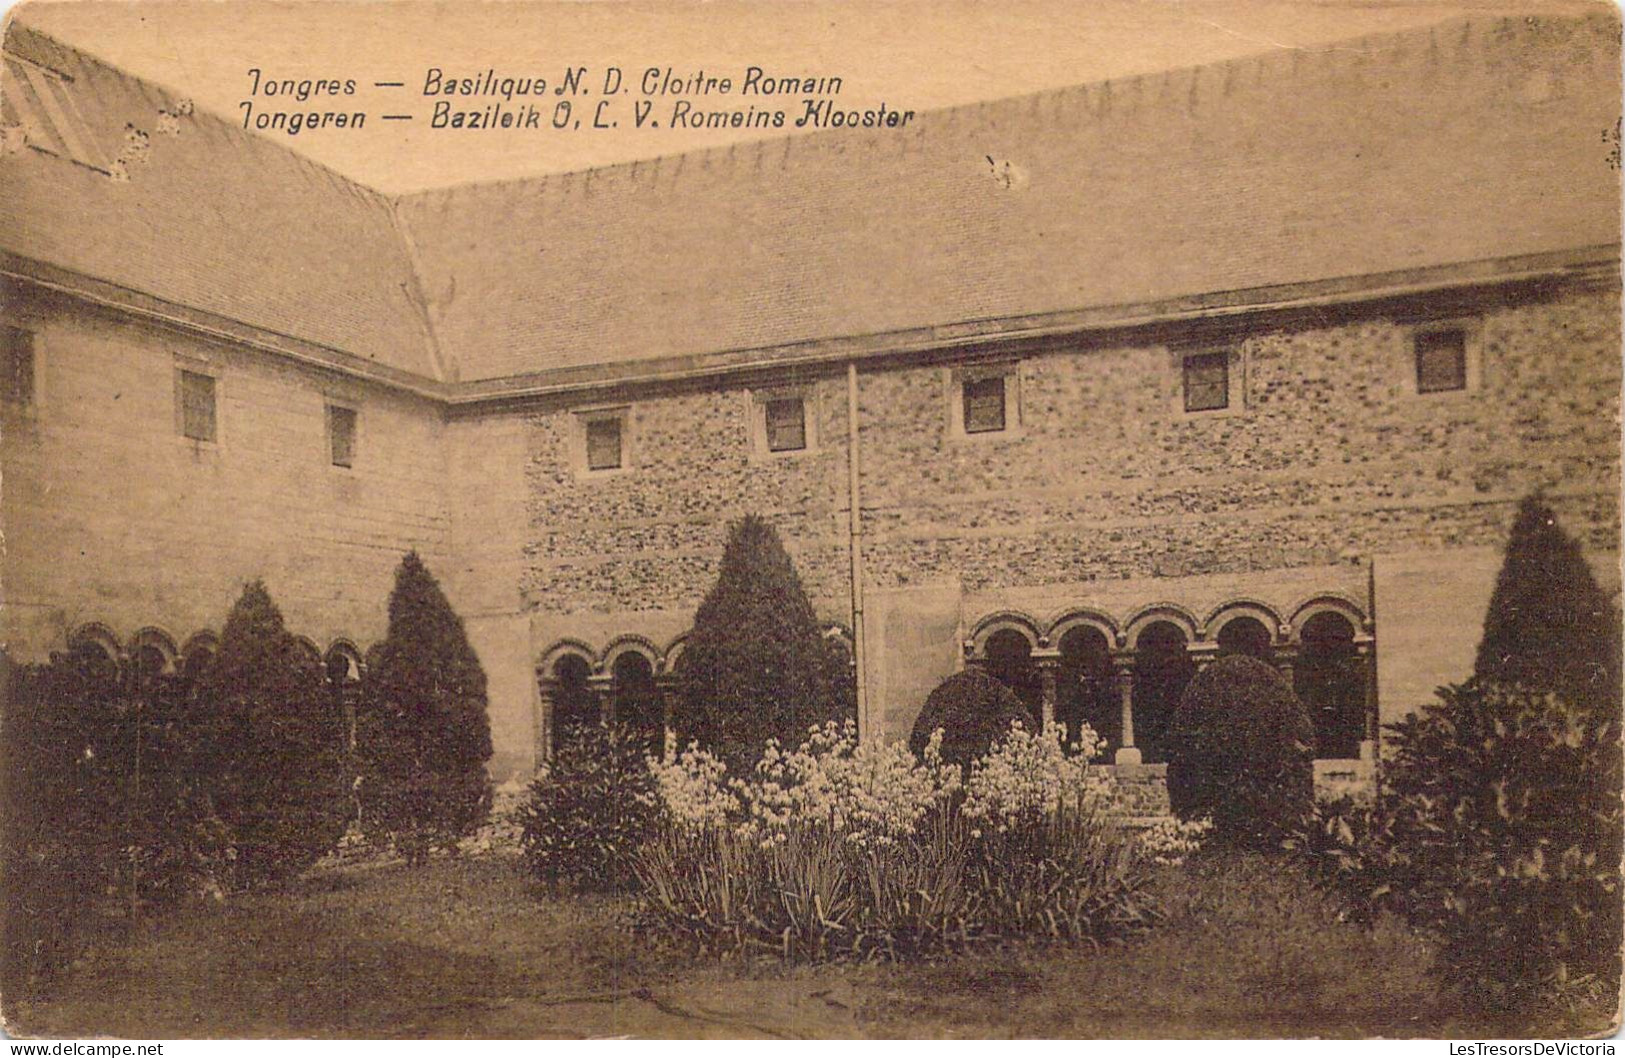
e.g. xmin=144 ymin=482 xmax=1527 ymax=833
xmin=357 ymin=552 xmax=493 ymax=864
xmin=674 ymin=515 xmax=844 ymax=775
xmin=1474 ymin=495 xmax=1622 ymax=718
xmin=198 ymin=581 xmax=349 ymax=887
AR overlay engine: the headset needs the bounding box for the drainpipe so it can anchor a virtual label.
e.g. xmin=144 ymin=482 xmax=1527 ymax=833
xmin=847 ymin=362 xmax=869 ymax=739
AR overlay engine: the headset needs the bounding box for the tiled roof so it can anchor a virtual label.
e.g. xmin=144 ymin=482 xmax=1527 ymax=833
xmin=0 ymin=24 xmax=440 ymax=378
xmin=397 ymin=12 xmax=1620 ymax=381
xmin=3 ymin=14 xmax=1620 ymax=386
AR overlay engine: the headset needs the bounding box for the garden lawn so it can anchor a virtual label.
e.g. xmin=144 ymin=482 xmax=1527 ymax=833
xmin=2 ymin=852 xmax=1572 ymax=1039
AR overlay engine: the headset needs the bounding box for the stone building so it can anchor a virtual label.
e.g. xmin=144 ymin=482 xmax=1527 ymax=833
xmin=2 ymin=14 xmax=1619 ymax=785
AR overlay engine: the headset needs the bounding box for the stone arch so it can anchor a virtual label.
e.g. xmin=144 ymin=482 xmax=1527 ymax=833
xmin=1297 ymin=610 xmax=1367 ymax=759
xmin=540 ymin=638 xmax=599 ymax=674
xmin=1055 ymin=621 xmax=1119 ymax=752
xmin=180 ymin=631 xmax=220 ymax=684
xmin=127 ymin=626 xmax=180 ymax=672
xmin=67 ymin=622 xmax=123 ymax=684
xmin=181 ymin=630 xmax=219 ymax=661
xmin=1203 ymin=600 xmax=1286 ymax=644
xmin=1130 ymin=618 xmax=1196 ymax=764
xmin=324 ymin=639 xmax=364 ymax=684
xmin=660 ymin=633 xmax=689 ymax=675
xmin=1287 ymin=594 xmax=1368 ymax=639
xmin=1046 ymin=608 xmax=1122 ymax=648
xmin=980 ymin=626 xmax=1043 ymax=724
xmin=609 ymin=649 xmax=664 ymax=754
xmin=289 ymin=635 xmax=324 ymax=674
xmin=1123 ymin=604 xmax=1200 ymax=650
xmin=538 ymin=639 xmax=600 ymax=754
xmin=599 ymin=634 xmax=660 ymax=673
xmin=967 ymin=611 xmax=1043 ymax=656
xmin=69 ymin=621 xmax=123 ymax=660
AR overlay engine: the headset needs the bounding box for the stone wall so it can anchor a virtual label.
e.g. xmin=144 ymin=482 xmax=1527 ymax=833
xmin=5 ymin=279 xmax=1617 ymax=780
xmin=0 ymin=289 xmax=452 ymax=667
xmin=519 ymin=287 xmax=1618 ymax=625
xmin=513 ymin=284 xmax=1620 ymax=769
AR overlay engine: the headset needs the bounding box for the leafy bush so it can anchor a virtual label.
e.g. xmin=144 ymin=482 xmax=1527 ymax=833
xmin=358 ymin=552 xmax=494 ymax=863
xmin=1329 ymin=682 xmax=1621 ymax=1021
xmin=1165 ymin=655 xmax=1315 ymax=850
xmin=197 ymin=582 xmax=350 ymax=887
xmin=673 ymin=515 xmax=847 ymax=774
xmin=910 ymin=668 xmax=1033 ymax=769
xmin=638 ymin=720 xmax=1163 ymax=960
xmin=518 ymin=723 xmax=658 ymax=893
xmin=1475 ymin=496 xmax=1621 ymax=719
xmin=2 ymin=651 xmax=230 ymax=995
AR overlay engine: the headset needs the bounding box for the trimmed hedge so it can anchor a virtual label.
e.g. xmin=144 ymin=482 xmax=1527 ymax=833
xmin=1165 ymin=654 xmax=1315 ymax=849
xmin=910 ymin=668 xmax=1033 ymax=769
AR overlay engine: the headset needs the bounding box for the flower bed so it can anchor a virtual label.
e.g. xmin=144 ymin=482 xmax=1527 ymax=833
xmin=637 ymin=719 xmax=1206 ymax=961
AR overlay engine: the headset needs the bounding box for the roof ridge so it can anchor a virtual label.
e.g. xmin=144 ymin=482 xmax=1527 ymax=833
xmin=389 ymin=8 xmax=1554 ymax=202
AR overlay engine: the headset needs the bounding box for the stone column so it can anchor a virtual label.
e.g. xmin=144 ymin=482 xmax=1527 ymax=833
xmin=1033 ymin=649 xmax=1060 ymax=730
xmin=1355 ymin=636 xmax=1377 ymax=761
xmin=1112 ymin=653 xmax=1140 ymax=766
xmin=656 ymin=673 xmax=679 ymax=758
xmin=1188 ymin=643 xmax=1220 ymax=672
xmin=1274 ymin=642 xmax=1299 ymax=687
xmin=535 ymin=677 xmax=555 ymax=764
xmin=588 ymin=673 xmax=614 ymax=725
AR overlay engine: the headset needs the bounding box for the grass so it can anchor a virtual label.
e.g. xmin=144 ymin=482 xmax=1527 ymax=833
xmin=5 ymin=851 xmax=1614 ymax=1039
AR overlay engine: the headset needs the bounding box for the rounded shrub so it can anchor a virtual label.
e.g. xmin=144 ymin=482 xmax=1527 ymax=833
xmin=1165 ymin=654 xmax=1314 ymax=849
xmin=909 ymin=667 xmax=1033 ymax=769
xmin=518 ymin=723 xmax=658 ymax=893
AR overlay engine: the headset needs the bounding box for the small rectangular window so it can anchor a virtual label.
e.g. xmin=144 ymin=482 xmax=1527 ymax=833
xmin=963 ymin=376 xmax=1006 ymax=434
xmin=1183 ymin=352 xmax=1229 ymax=412
xmin=327 ymin=404 xmax=357 ymax=467
xmin=1415 ymin=329 xmax=1467 ymax=393
xmin=765 ymin=397 xmax=807 ymax=452
xmin=585 ymin=416 xmax=623 ymax=471
xmin=178 ymin=369 xmax=216 ymax=442
xmin=1 ymin=325 xmax=34 ymax=405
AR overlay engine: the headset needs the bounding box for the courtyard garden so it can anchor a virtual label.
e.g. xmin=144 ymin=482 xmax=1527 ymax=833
xmin=3 ymin=497 xmax=1620 ymax=1038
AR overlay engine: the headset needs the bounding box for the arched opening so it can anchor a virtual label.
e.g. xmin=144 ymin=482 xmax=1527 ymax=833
xmin=1297 ymin=612 xmax=1364 ymax=759
xmin=1133 ymin=621 xmax=1194 ymax=764
xmin=66 ymin=638 xmax=120 ymax=695
xmin=325 ymin=646 xmax=363 ymax=753
xmin=1057 ymin=626 xmax=1118 ymax=754
xmin=550 ymin=653 xmax=597 ymax=751
xmin=983 ymin=628 xmax=1042 ymax=726
xmin=1216 ymin=616 xmax=1273 ymax=662
xmin=611 ymin=652 xmax=664 ymax=756
xmin=181 ymin=646 xmax=216 ymax=686
xmin=128 ymin=644 xmax=170 ymax=699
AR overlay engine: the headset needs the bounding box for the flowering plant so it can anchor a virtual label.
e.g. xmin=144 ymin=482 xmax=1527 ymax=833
xmin=1137 ymin=816 xmax=1214 ymax=866
xmin=736 ymin=720 xmax=962 ymax=848
xmin=961 ymin=720 xmax=1108 ymax=833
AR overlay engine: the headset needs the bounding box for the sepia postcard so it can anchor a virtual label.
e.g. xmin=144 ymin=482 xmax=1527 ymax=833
xmin=0 ymin=0 xmax=1621 ymax=1044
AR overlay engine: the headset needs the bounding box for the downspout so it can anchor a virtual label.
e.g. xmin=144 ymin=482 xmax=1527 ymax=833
xmin=847 ymin=362 xmax=870 ymax=738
